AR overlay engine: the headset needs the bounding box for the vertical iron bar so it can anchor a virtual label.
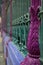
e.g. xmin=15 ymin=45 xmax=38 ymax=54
xmin=9 ymin=0 xmax=12 ymax=39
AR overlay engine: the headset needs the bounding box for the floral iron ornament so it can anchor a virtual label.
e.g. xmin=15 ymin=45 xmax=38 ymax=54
xmin=20 ymin=0 xmax=41 ymax=65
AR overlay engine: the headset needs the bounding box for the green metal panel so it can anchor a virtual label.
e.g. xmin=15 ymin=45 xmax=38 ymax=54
xmin=12 ymin=0 xmax=30 ymax=20
xmin=7 ymin=0 xmax=30 ymax=22
xmin=40 ymin=0 xmax=43 ymax=62
xmin=0 ymin=0 xmax=2 ymax=16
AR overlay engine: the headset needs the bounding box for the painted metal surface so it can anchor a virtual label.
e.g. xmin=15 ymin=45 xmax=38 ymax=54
xmin=1 ymin=0 xmax=7 ymax=31
xmin=20 ymin=0 xmax=41 ymax=65
xmin=1 ymin=0 xmax=43 ymax=65
xmin=10 ymin=0 xmax=12 ymax=38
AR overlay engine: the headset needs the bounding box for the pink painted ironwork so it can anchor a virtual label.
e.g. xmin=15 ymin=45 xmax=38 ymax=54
xmin=20 ymin=0 xmax=41 ymax=65
xmin=1 ymin=0 xmax=7 ymax=31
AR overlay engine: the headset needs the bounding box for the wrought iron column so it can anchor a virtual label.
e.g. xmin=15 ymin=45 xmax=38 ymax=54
xmin=1 ymin=0 xmax=7 ymax=31
xmin=20 ymin=0 xmax=41 ymax=65
xmin=1 ymin=1 xmax=5 ymax=30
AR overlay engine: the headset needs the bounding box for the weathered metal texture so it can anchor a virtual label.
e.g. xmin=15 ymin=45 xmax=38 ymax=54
xmin=20 ymin=0 xmax=41 ymax=65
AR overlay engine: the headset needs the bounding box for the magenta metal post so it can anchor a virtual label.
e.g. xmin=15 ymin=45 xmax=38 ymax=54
xmin=20 ymin=0 xmax=41 ymax=65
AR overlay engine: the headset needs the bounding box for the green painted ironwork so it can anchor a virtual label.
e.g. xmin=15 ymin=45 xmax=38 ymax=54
xmin=7 ymin=0 xmax=43 ymax=63
xmin=40 ymin=0 xmax=43 ymax=61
